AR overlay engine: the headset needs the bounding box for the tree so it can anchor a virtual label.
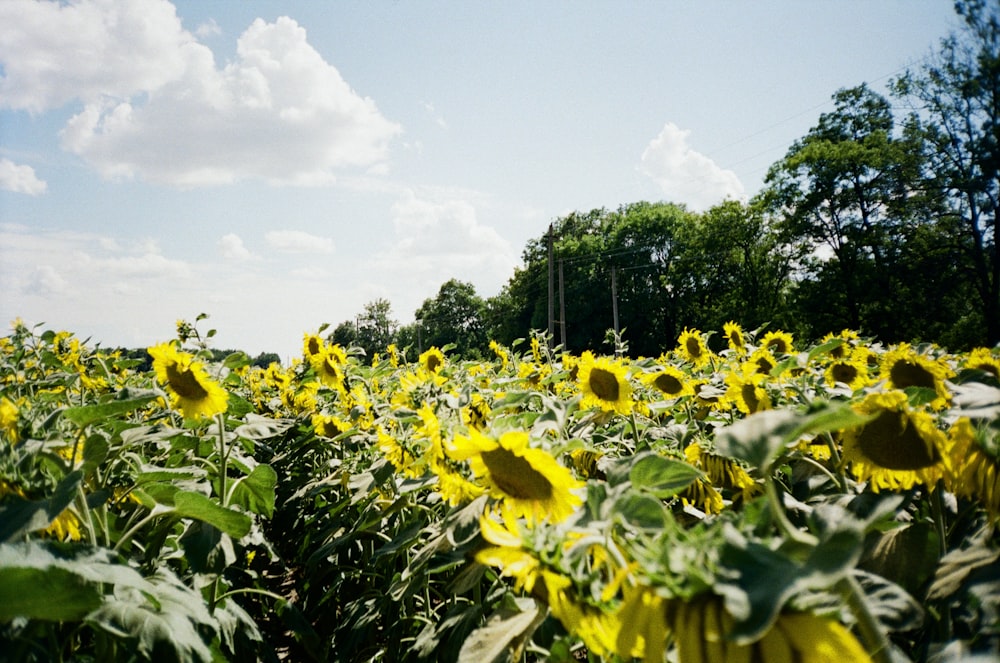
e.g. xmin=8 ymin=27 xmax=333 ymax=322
xmin=414 ymin=279 xmax=488 ymax=358
xmin=330 ymin=298 xmax=398 ymax=362
xmin=892 ymin=0 xmax=1000 ymax=345
xmin=763 ymin=84 xmax=923 ymax=341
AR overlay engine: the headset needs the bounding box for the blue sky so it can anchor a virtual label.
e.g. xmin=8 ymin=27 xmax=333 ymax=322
xmin=0 ymin=0 xmax=959 ymax=359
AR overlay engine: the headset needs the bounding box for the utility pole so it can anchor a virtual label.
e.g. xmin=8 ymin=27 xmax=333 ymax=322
xmin=611 ymin=265 xmax=620 ymax=341
xmin=547 ymin=224 xmax=555 ymax=349
xmin=558 ymin=258 xmax=567 ymax=349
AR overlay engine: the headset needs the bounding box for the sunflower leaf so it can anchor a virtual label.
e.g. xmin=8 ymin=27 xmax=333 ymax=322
xmin=629 ymin=452 xmax=703 ymax=497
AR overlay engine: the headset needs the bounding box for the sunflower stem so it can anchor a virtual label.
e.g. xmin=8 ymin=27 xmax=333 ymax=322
xmin=822 ymin=432 xmax=849 ymax=492
xmin=216 ymin=413 xmax=229 ymax=507
xmin=838 ymin=574 xmax=893 ymax=663
xmin=931 ymin=480 xmax=948 ymax=556
xmin=764 ymin=471 xmax=817 ymax=547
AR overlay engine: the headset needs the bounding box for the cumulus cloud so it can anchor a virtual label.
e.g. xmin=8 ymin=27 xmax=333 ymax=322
xmin=374 ymin=189 xmax=517 ymax=310
xmin=265 ymin=230 xmax=335 ymax=254
xmin=0 ymin=158 xmax=47 ymax=195
xmin=639 ymin=122 xmax=745 ymax=211
xmin=0 ymin=0 xmax=400 ymax=187
xmin=218 ymin=233 xmax=255 ymax=260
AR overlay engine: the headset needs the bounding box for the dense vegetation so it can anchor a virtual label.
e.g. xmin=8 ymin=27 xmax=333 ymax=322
xmin=2 ymin=316 xmax=999 ymax=662
xmin=335 ymin=1 xmax=1000 ymax=360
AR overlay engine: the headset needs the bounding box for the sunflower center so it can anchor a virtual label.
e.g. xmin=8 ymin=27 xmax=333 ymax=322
xmin=857 ymin=410 xmax=940 ymax=470
xmin=741 ymin=384 xmax=761 ymax=413
xmin=306 ymin=337 xmax=321 ymax=356
xmin=831 ymin=363 xmax=859 ymax=385
xmin=165 ymin=363 xmax=209 ymax=400
xmin=728 ymin=332 xmax=743 ymax=349
xmin=972 ymin=362 xmax=1000 ymax=378
xmin=654 ymin=373 xmax=683 ymax=395
xmin=685 ymin=337 xmax=703 ymax=358
xmin=767 ymin=339 xmax=789 ymax=354
xmin=425 ymin=354 xmax=442 ymax=372
xmin=588 ymin=368 xmax=620 ymax=402
xmin=481 ymin=448 xmax=554 ymax=501
xmin=755 ymin=357 xmax=774 ymax=375
xmin=889 ymin=360 xmax=935 ymax=390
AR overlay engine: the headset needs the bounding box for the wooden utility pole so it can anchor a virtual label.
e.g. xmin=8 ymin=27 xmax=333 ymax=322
xmin=611 ymin=265 xmax=620 ymax=338
xmin=547 ymin=224 xmax=555 ymax=349
xmin=558 ymin=258 xmax=567 ymax=349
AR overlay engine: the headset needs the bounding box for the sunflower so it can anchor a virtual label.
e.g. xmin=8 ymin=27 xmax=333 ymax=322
xmin=760 ymin=329 xmax=795 ymax=356
xmin=670 ymin=596 xmax=869 ymax=663
xmin=724 ymin=368 xmax=771 ymax=415
xmin=577 ymin=351 xmax=634 ymax=415
xmin=310 ymin=343 xmax=348 ymax=388
xmin=823 ymin=348 xmax=871 ymax=391
xmin=686 ymin=441 xmax=759 ymax=502
xmin=475 ymin=512 xmax=541 ymax=593
xmin=965 ymin=347 xmax=1000 ymax=381
xmin=448 ymin=428 xmax=584 ymax=524
xmin=879 ymin=343 xmax=952 ymax=409
xmin=948 ymin=417 xmax=1000 ymax=516
xmin=840 ymin=390 xmax=948 ymax=491
xmin=543 ymin=570 xmax=626 ymax=659
xmin=419 ymin=347 xmax=446 ymax=374
xmin=1 ymin=397 xmax=19 ymax=444
xmin=302 ymin=332 xmax=324 ymax=359
xmin=462 ymin=392 xmax=491 ymax=430
xmin=432 ymin=460 xmax=485 ymax=506
xmin=613 ymin=582 xmax=670 ymax=661
xmin=677 ymin=328 xmax=712 ymax=368
xmin=747 ymin=347 xmax=777 ymax=376
xmin=722 ymin=321 xmax=747 ymax=355
xmin=489 ymin=340 xmax=510 ymax=370
xmin=312 ymin=413 xmax=352 ymax=438
xmin=643 ymin=364 xmax=692 ymax=399
xmin=148 ymin=342 xmax=228 ymax=419
xmin=819 ymin=329 xmax=862 ymax=360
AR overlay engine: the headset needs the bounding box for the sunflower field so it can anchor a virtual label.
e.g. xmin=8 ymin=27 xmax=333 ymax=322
xmin=1 ymin=316 xmax=999 ymax=663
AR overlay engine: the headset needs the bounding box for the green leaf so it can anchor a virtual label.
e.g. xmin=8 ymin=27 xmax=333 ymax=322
xmin=614 ymin=493 xmax=668 ymax=530
xmin=227 ymin=464 xmax=277 ymax=518
xmin=0 ymin=469 xmax=82 ymax=543
xmin=172 ymin=491 xmax=251 ymax=539
xmin=629 ymin=452 xmax=703 ymax=497
xmin=715 ymin=403 xmax=870 ymax=471
xmin=0 ymin=566 xmax=101 ymax=621
xmin=457 ymin=597 xmax=542 ymax=663
xmin=233 ymin=413 xmax=294 ymax=440
xmin=62 ymin=392 xmax=160 ymax=427
xmin=714 ymin=409 xmax=802 ymax=470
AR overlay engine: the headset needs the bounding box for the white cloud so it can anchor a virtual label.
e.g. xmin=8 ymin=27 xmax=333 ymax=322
xmin=373 ymin=189 xmax=517 ymax=314
xmin=195 ymin=18 xmax=222 ymax=39
xmin=0 ymin=1 xmax=400 ymax=187
xmin=218 ymin=233 xmax=255 ymax=260
xmin=639 ymin=122 xmax=745 ymax=211
xmin=0 ymin=0 xmax=197 ymax=112
xmin=265 ymin=230 xmax=335 ymax=254
xmin=0 ymin=158 xmax=47 ymax=195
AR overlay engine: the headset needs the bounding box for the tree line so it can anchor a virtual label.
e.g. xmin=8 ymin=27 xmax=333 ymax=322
xmin=333 ymin=0 xmax=1000 ymax=360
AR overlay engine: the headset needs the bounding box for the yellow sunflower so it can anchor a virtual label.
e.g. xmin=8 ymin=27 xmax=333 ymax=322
xmin=686 ymin=441 xmax=760 ymax=502
xmin=879 ymin=343 xmax=952 ymax=409
xmin=148 ymin=342 xmax=228 ymax=419
xmin=310 ymin=343 xmax=348 ymax=388
xmin=302 ymin=332 xmax=324 ymax=359
xmin=819 ymin=329 xmax=862 ymax=360
xmin=475 ymin=512 xmax=541 ymax=593
xmin=965 ymin=347 xmax=1000 ymax=381
xmin=670 ymin=595 xmax=869 ymax=663
xmin=419 ymin=346 xmax=446 ymax=374
xmin=747 ymin=347 xmax=777 ymax=376
xmin=948 ymin=417 xmax=1000 ymax=516
xmin=1 ymin=397 xmax=19 ymax=444
xmin=840 ymin=390 xmax=948 ymax=491
xmin=448 ymin=428 xmax=584 ymax=524
xmin=760 ymin=329 xmax=795 ymax=355
xmin=724 ymin=368 xmax=771 ymax=415
xmin=577 ymin=351 xmax=634 ymax=415
xmin=312 ymin=413 xmax=352 ymax=438
xmin=677 ymin=328 xmax=712 ymax=368
xmin=722 ymin=321 xmax=747 ymax=355
xmin=643 ymin=364 xmax=692 ymax=399
xmin=823 ymin=348 xmax=871 ymax=391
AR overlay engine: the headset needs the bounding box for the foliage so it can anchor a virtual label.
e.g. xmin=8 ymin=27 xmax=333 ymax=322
xmin=3 ymin=315 xmax=1000 ymax=662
